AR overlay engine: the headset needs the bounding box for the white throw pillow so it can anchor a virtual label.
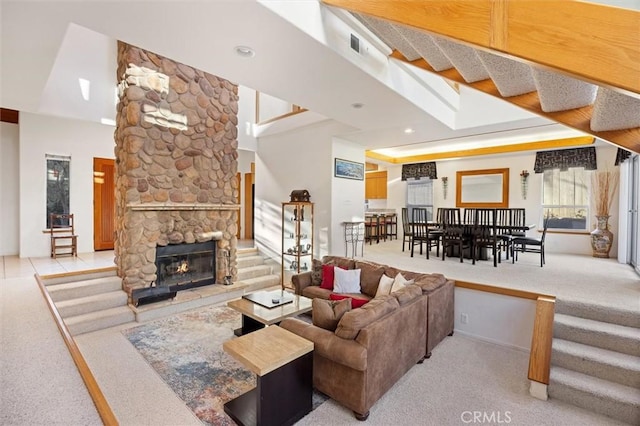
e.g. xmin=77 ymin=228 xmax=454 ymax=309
xmin=390 ymin=272 xmax=415 ymax=294
xmin=375 ymin=274 xmax=395 ymax=297
xmin=333 ymin=267 xmax=362 ymax=294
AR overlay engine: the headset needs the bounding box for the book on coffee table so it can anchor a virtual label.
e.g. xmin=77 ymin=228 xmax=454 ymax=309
xmin=242 ymin=289 xmax=294 ymax=309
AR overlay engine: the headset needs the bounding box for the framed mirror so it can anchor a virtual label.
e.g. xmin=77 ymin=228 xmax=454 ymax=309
xmin=456 ymin=168 xmax=509 ymax=208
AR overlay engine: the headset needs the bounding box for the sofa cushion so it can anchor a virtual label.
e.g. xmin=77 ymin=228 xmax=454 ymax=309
xmin=335 ymin=295 xmax=400 ymax=340
xmin=390 ymin=272 xmax=415 ymax=293
xmin=319 ymin=264 xmax=338 ymax=290
xmin=310 ymin=259 xmax=323 ymax=286
xmin=412 ymin=273 xmax=448 ymax=294
xmin=302 ymin=285 xmax=334 ymax=300
xmin=333 ymin=268 xmax=361 ymax=293
xmin=392 ymin=284 xmax=422 ymax=305
xmin=312 ymin=298 xmax=352 ymax=331
xmin=355 ymin=261 xmax=386 ymax=297
xmin=329 ymin=293 xmax=369 ymax=309
xmin=375 ymin=274 xmax=394 ymax=297
xmin=322 ymin=256 xmax=355 ymax=270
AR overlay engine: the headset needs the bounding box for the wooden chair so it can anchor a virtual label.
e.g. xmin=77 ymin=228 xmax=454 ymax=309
xmin=401 ymin=208 xmax=413 ymax=252
xmin=470 ymin=208 xmax=499 ymax=267
xmin=512 ymin=214 xmax=549 ymax=267
xmin=410 ymin=208 xmax=440 ymax=259
xmin=50 ymin=213 xmax=78 ymax=258
xmin=440 ymin=208 xmax=470 ymax=263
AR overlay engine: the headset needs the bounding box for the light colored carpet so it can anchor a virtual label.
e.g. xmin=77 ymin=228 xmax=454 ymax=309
xmin=0 ymin=277 xmax=101 ymax=425
xmin=297 ymin=335 xmax=628 ymax=426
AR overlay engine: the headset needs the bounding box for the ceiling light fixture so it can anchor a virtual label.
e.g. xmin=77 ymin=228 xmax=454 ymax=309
xmin=351 ymin=102 xmax=364 ymax=109
xmin=234 ymin=46 xmax=255 ymax=58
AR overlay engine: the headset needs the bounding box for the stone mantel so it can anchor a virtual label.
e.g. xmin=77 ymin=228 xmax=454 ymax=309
xmin=127 ymin=203 xmax=241 ymax=211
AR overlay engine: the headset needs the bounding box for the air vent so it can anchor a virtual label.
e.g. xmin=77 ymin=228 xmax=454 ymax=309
xmin=350 ymin=34 xmax=360 ymax=53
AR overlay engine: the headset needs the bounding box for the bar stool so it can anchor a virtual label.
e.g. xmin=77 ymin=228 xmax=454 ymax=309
xmin=384 ymin=213 xmax=397 ymax=240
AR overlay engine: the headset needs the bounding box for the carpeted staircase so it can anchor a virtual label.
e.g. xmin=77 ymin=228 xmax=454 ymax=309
xmin=44 ymin=269 xmax=134 ymax=336
xmin=41 ymin=247 xmax=280 ymax=334
xmin=549 ymin=298 xmax=640 ymax=425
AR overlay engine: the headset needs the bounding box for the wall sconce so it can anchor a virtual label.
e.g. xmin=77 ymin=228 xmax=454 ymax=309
xmin=442 ymin=176 xmax=448 ymax=200
xmin=520 ymin=170 xmax=530 ymax=200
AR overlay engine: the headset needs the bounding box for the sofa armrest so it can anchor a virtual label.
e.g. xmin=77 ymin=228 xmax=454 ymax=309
xmin=291 ymin=271 xmax=313 ymax=295
xmin=280 ymin=318 xmax=367 ymax=371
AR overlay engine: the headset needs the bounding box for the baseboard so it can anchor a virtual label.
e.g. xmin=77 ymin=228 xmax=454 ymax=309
xmin=453 ymin=329 xmax=530 ymax=353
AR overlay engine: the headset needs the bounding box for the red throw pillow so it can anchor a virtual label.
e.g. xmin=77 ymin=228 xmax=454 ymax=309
xmin=320 ymin=264 xmax=336 ymax=290
xmin=320 ymin=265 xmax=347 ymax=290
xmin=329 ymin=293 xmax=369 ymax=308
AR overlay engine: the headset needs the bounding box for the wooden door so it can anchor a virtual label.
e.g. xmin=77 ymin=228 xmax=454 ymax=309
xmin=93 ymin=158 xmax=116 ymax=251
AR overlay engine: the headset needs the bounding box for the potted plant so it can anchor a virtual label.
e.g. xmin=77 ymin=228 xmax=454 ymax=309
xmin=590 ymin=169 xmax=619 ymax=258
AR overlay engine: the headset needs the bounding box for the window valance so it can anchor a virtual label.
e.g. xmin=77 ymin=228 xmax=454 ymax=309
xmin=401 ymin=162 xmax=437 ymax=181
xmin=533 ymin=147 xmax=597 ymax=173
xmin=614 ymin=148 xmax=631 ymax=166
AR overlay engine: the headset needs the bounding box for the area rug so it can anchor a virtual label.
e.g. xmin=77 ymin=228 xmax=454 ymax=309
xmin=122 ymin=305 xmax=326 ymax=425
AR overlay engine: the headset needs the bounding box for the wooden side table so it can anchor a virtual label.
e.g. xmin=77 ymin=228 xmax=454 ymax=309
xmin=223 ymin=325 xmax=314 ymax=426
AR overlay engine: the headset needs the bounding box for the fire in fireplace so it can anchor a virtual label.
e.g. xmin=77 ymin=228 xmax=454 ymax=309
xmin=155 ymin=240 xmax=216 ymax=290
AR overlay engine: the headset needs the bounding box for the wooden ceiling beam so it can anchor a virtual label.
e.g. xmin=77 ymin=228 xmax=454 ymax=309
xmin=390 ymin=51 xmax=640 ymax=154
xmin=322 ymin=0 xmax=640 ymax=96
xmin=366 ymin=136 xmax=595 ymax=164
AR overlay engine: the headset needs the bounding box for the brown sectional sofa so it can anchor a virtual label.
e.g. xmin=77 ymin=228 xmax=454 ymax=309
xmin=281 ymin=256 xmax=455 ymax=420
xmin=291 ymin=255 xmax=455 ymax=357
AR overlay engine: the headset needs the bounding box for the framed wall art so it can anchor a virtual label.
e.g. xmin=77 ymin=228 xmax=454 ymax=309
xmin=334 ymin=158 xmax=364 ymax=180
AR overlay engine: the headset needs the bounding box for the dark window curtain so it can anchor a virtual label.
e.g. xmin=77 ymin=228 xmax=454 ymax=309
xmin=401 ymin=162 xmax=437 ymax=181
xmin=533 ymin=147 xmax=597 ymax=173
xmin=615 ymin=148 xmax=631 ymax=166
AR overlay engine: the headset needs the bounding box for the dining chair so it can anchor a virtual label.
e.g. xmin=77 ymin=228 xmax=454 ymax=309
xmin=512 ymin=214 xmax=549 ymax=267
xmin=496 ymin=208 xmax=513 ymax=260
xmin=50 ymin=213 xmax=78 ymax=258
xmin=440 ymin=208 xmax=470 ymax=263
xmin=510 ymin=208 xmax=527 ymax=237
xmin=463 ymin=208 xmax=476 ymax=225
xmin=401 ymin=208 xmax=413 ymax=252
xmin=470 ymin=208 xmax=499 ymax=267
xmin=410 ymin=208 xmax=440 ymax=259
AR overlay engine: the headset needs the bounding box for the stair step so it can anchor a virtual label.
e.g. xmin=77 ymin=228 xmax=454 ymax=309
xmin=236 ymin=255 xmax=265 ymax=269
xmin=552 ymin=338 xmax=640 ymax=388
xmin=549 ymin=366 xmax=640 ymax=425
xmin=554 ymin=313 xmax=640 ymax=357
xmin=237 ymin=265 xmax=272 ymax=281
xmin=555 ymin=299 xmax=639 ymax=328
xmin=236 ymin=247 xmax=258 ymax=257
xmin=48 ymin=276 xmax=122 ymax=302
xmin=56 ymin=291 xmax=128 ymax=319
xmin=65 ymin=306 xmax=135 ymax=336
xmin=237 ymin=274 xmax=280 ymax=293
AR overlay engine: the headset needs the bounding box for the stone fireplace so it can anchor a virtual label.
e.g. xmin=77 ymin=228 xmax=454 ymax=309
xmin=114 ymin=42 xmax=240 ymax=302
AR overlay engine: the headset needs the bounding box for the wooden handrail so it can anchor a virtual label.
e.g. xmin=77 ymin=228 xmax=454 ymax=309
xmin=34 ymin=273 xmax=119 ymax=425
xmin=528 ymin=296 xmax=556 ymax=384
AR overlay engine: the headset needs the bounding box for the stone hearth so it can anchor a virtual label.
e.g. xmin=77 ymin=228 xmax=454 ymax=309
xmin=114 ymin=42 xmax=240 ymax=301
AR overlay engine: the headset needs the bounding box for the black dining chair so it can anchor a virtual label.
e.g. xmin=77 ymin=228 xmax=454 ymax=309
xmin=470 ymin=208 xmax=499 ymax=267
xmin=440 ymin=208 xmax=470 ymax=263
xmin=512 ymin=214 xmax=549 ymax=267
xmin=496 ymin=208 xmax=513 ymax=260
xmin=411 ymin=208 xmax=440 ymax=259
xmin=401 ymin=208 xmax=413 ymax=252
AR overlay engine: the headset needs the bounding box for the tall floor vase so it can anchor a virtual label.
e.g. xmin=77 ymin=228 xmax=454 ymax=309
xmin=590 ymin=215 xmax=614 ymax=258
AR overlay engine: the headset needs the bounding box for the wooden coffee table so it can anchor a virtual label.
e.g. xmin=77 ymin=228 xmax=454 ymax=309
xmin=227 ymin=290 xmax=312 ymax=336
xmin=223 ymin=325 xmax=314 ymax=426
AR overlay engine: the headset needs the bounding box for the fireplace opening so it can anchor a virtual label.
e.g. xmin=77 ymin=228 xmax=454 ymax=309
xmin=155 ymin=240 xmax=216 ymax=291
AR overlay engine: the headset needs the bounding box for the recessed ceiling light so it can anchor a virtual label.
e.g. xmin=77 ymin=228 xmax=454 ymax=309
xmin=235 ymin=46 xmax=255 ymax=58
xmin=404 ymin=127 xmax=415 ymax=134
xmin=351 ymin=102 xmax=364 ymax=109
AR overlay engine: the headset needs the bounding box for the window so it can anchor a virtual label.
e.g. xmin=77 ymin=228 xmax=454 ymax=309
xmin=407 ymin=178 xmax=434 ymax=220
xmin=542 ymin=168 xmax=589 ymax=231
xmin=46 ymin=154 xmax=71 ymax=229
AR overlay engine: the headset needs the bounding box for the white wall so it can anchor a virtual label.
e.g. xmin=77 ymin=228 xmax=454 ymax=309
xmin=237 ymin=86 xmax=257 ymax=152
xmin=254 ymin=120 xmax=359 ymax=263
xmin=454 ymin=287 xmax=536 ymax=351
xmin=383 ymin=144 xmax=620 ymax=256
xmin=1 ymin=122 xmax=20 ymax=255
xmin=331 ymin=138 xmax=366 ymax=257
xmin=19 ymin=113 xmax=115 ymax=257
